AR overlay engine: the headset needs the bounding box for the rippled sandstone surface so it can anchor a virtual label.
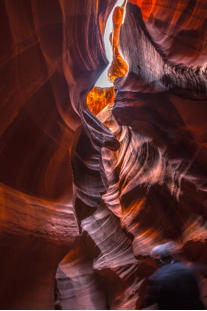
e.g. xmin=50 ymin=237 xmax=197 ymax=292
xmin=1 ymin=0 xmax=207 ymax=309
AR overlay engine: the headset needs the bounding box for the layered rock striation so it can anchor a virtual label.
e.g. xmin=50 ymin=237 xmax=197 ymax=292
xmin=1 ymin=0 xmax=207 ymax=309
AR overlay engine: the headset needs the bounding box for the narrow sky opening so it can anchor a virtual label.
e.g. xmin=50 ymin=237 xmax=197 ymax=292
xmin=95 ymin=0 xmax=127 ymax=88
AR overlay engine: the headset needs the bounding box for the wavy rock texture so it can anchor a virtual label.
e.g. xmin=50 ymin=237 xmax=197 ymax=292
xmin=1 ymin=0 xmax=207 ymax=309
xmin=115 ymin=3 xmax=207 ymax=252
xmin=0 ymin=0 xmax=112 ymax=308
xmin=130 ymin=0 xmax=207 ymax=66
xmin=62 ymin=1 xmax=207 ymax=309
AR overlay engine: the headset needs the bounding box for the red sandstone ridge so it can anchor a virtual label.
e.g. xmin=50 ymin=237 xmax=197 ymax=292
xmin=129 ymin=0 xmax=207 ymax=65
xmin=0 ymin=0 xmax=207 ymax=309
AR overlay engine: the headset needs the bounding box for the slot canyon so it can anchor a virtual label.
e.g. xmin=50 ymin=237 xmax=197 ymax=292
xmin=1 ymin=0 xmax=207 ymax=309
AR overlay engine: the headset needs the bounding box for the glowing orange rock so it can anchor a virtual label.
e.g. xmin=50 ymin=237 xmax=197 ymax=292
xmin=87 ymin=1 xmax=128 ymax=115
xmin=108 ymin=3 xmax=128 ymax=83
xmin=87 ymin=86 xmax=115 ymax=116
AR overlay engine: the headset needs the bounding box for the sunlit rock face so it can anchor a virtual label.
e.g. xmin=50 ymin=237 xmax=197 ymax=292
xmin=1 ymin=0 xmax=207 ymax=309
xmin=130 ymin=0 xmax=207 ymax=66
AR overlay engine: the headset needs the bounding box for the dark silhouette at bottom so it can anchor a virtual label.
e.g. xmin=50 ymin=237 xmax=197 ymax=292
xmin=143 ymin=242 xmax=205 ymax=309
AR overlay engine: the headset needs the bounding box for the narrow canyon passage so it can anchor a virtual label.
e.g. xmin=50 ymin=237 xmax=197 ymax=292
xmin=0 ymin=0 xmax=207 ymax=309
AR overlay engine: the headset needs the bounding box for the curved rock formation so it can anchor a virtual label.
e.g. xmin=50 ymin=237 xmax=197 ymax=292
xmin=0 ymin=0 xmax=110 ymax=308
xmin=66 ymin=1 xmax=207 ymax=309
xmin=1 ymin=0 xmax=207 ymax=309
